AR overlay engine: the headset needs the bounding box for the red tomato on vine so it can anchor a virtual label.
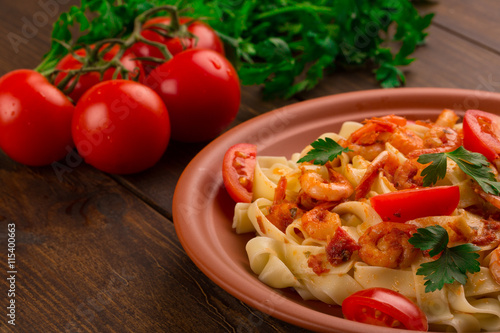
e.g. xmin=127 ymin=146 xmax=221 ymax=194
xmin=72 ymin=80 xmax=170 ymax=174
xmin=146 ymin=48 xmax=240 ymax=142
xmin=0 ymin=69 xmax=74 ymax=166
xmin=132 ymin=16 xmax=225 ymax=73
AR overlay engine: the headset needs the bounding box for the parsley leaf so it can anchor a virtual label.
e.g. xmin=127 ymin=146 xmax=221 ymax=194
xmin=408 ymin=225 xmax=448 ymax=257
xmin=297 ymin=137 xmax=350 ymax=165
xmin=418 ymin=151 xmax=448 ymax=187
xmin=409 ymin=225 xmax=481 ymax=293
xmin=418 ymin=146 xmax=500 ymax=195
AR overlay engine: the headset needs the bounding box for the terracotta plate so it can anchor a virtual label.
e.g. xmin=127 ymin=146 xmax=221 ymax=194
xmin=173 ymin=88 xmax=500 ymax=333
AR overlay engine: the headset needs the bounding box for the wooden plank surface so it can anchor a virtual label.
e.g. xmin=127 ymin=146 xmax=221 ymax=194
xmin=418 ymin=0 xmax=500 ymax=55
xmin=0 ymin=149 xmax=307 ymax=332
xmin=0 ymin=1 xmax=499 ymax=332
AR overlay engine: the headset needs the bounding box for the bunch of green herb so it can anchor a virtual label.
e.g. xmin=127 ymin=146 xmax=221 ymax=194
xmin=36 ymin=0 xmax=434 ymax=99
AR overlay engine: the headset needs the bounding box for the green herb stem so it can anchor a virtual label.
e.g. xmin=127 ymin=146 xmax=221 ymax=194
xmin=254 ymin=5 xmax=336 ymax=21
xmin=39 ymin=4 xmax=182 ymax=94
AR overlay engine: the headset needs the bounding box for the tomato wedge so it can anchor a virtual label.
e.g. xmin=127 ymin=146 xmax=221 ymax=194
xmin=222 ymin=143 xmax=257 ymax=203
xmin=463 ymin=109 xmax=500 ymax=163
xmin=342 ymin=287 xmax=428 ymax=331
xmin=370 ymin=186 xmax=459 ymax=222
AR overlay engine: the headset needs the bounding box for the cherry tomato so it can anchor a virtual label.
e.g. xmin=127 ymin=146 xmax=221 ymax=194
xmin=72 ymin=80 xmax=170 ymax=174
xmin=222 ymin=143 xmax=257 ymax=203
xmin=0 ymin=69 xmax=74 ymax=166
xmin=131 ymin=16 xmax=225 ymax=73
xmin=342 ymin=287 xmax=428 ymax=331
xmin=463 ymin=109 xmax=500 ymax=163
xmin=146 ymin=49 xmax=240 ymax=142
xmin=370 ymin=186 xmax=460 ymax=222
xmin=54 ymin=44 xmax=145 ymax=102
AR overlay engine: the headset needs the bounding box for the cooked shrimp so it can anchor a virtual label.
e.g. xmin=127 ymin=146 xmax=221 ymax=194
xmin=423 ymin=126 xmax=462 ymax=149
xmin=266 ymin=176 xmax=304 ymax=233
xmin=299 ymin=166 xmax=354 ymax=202
xmin=295 ymin=190 xmax=323 ymax=211
xmin=347 ymin=115 xmax=424 ymax=158
xmin=301 ymin=203 xmax=341 ymax=241
xmin=388 ymin=127 xmax=424 ymax=155
xmin=348 ymin=115 xmax=406 ymax=146
xmin=435 ymin=109 xmax=460 ymax=128
xmin=338 ymin=138 xmax=385 ymax=162
xmin=473 ymin=182 xmax=500 ymax=210
xmin=358 ymin=222 xmax=418 ymax=269
xmin=490 ymin=246 xmax=500 ymax=285
xmin=494 ymin=159 xmax=500 ymax=174
xmin=355 ymin=151 xmax=400 ymax=200
xmin=393 ymin=159 xmax=425 ymax=190
xmin=408 ymin=126 xmax=462 ymax=158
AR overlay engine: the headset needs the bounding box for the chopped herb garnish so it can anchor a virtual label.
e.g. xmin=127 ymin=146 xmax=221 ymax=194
xmin=297 ymin=137 xmax=351 ymax=165
xmin=418 ymin=146 xmax=500 ymax=195
xmin=408 ymin=225 xmax=481 ymax=293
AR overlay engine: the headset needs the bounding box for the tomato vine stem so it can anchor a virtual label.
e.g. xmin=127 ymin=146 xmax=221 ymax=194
xmin=39 ymin=5 xmax=186 ymax=96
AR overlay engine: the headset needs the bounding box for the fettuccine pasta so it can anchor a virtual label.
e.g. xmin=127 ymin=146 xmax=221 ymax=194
xmin=232 ymin=109 xmax=500 ymax=332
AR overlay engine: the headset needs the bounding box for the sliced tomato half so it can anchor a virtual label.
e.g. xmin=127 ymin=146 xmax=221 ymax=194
xmin=222 ymin=143 xmax=257 ymax=203
xmin=370 ymin=186 xmax=459 ymax=222
xmin=342 ymin=287 xmax=428 ymax=331
xmin=463 ymin=109 xmax=500 ymax=163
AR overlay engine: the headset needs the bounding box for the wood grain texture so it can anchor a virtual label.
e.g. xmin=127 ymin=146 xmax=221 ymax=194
xmin=0 ymin=0 xmax=76 ymax=75
xmin=0 ymin=153 xmax=306 ymax=332
xmin=418 ymin=0 xmax=500 ymax=55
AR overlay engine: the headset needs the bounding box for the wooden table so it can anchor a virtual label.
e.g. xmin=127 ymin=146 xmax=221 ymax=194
xmin=1 ymin=1 xmax=499 ymax=332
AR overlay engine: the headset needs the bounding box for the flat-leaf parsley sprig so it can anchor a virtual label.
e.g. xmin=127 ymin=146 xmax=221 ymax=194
xmin=417 ymin=146 xmax=500 ymax=195
xmin=297 ymin=137 xmax=351 ymax=165
xmin=408 ymin=225 xmax=481 ymax=293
